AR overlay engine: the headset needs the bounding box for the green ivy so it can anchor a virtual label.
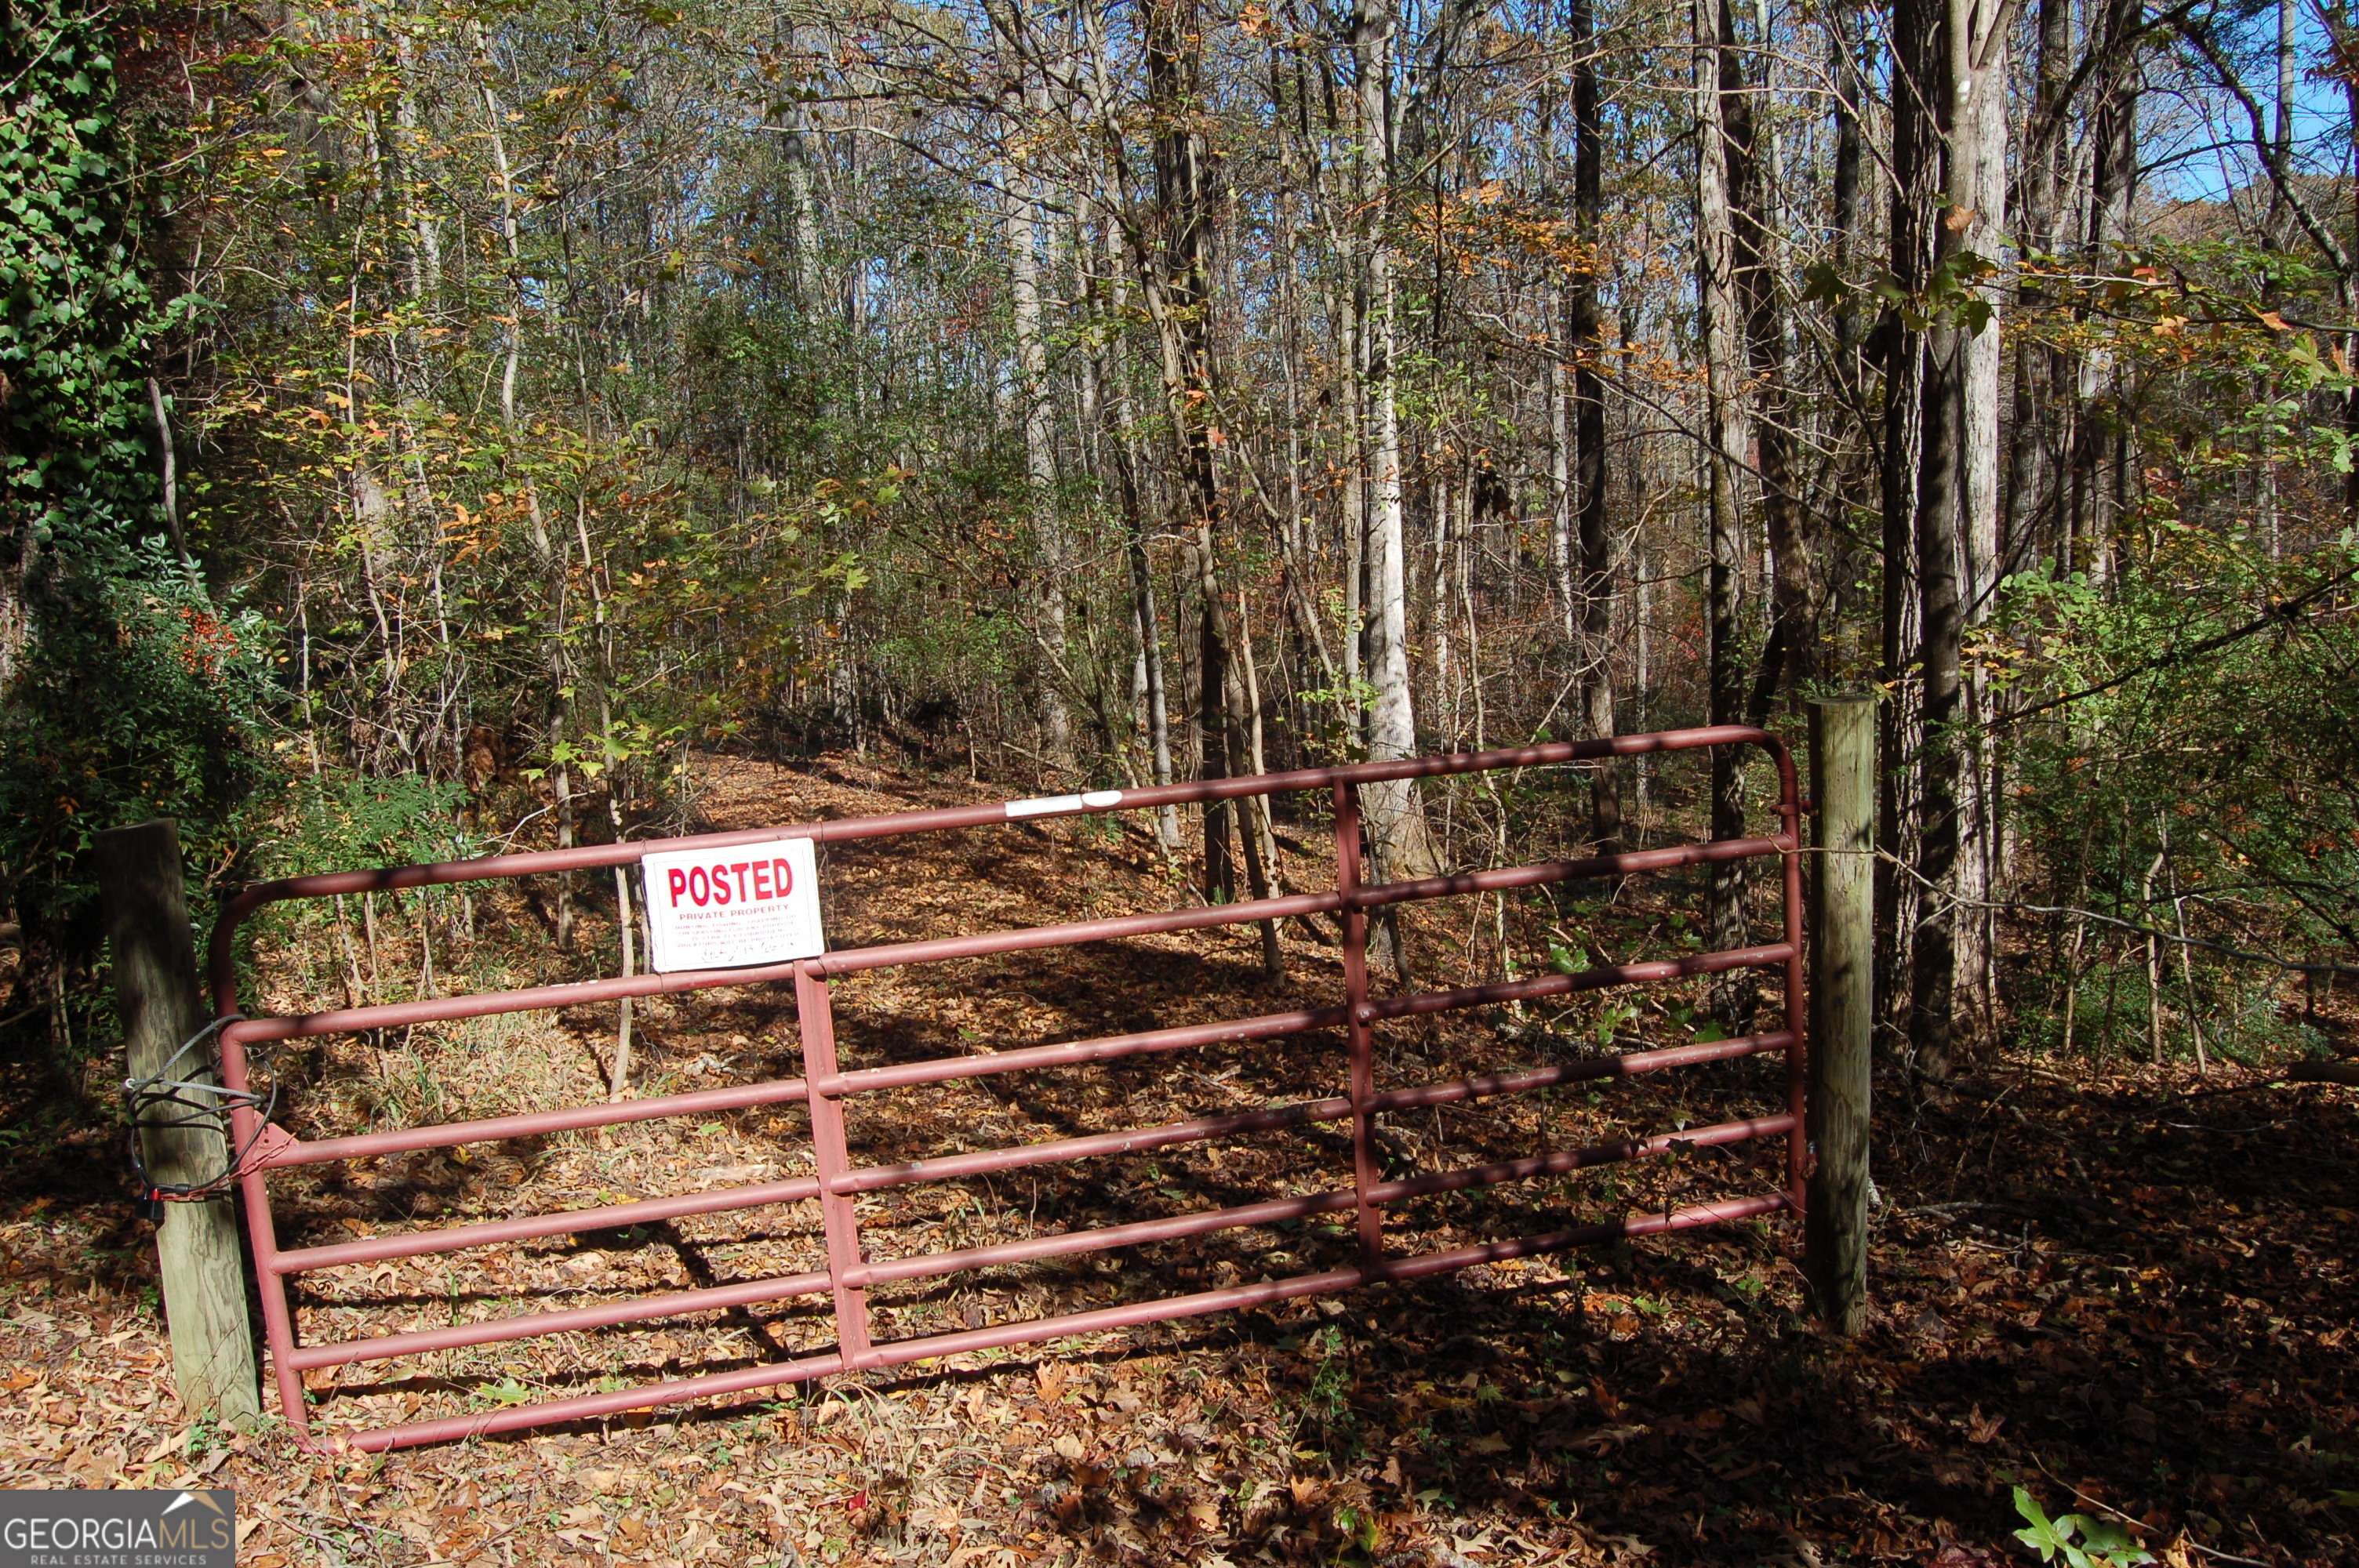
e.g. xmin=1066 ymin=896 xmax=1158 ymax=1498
xmin=1 ymin=1 xmax=171 ymax=548
xmin=1 ymin=1 xmax=280 ymax=1023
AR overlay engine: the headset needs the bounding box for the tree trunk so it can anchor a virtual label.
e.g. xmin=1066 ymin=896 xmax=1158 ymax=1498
xmin=1727 ymin=0 xmax=1813 ymax=713
xmin=1952 ymin=9 xmax=2009 ymax=1052
xmin=784 ymin=21 xmax=828 ymax=311
xmin=1074 ymin=52 xmax=1185 ymax=851
xmin=1142 ymin=0 xmax=1246 ymax=906
xmin=1696 ymin=0 xmax=1752 ymax=1017
xmin=1826 ymin=0 xmax=1875 ymax=670
xmin=2070 ymin=0 xmax=2140 ymax=582
xmin=1879 ymin=0 xmax=1939 ymax=1055
xmin=476 ymin=35 xmax=571 ymax=952
xmin=1897 ymin=0 xmax=2008 ymax=1080
xmin=1005 ymin=45 xmax=1073 ymax=768
xmin=1230 ymin=591 xmax=1285 ymax=978
xmin=1353 ymin=0 xmax=1438 ymax=877
xmin=2271 ymin=0 xmax=2298 ymax=243
xmin=1829 ymin=0 xmax=1867 ymax=397
xmin=1547 ymin=338 xmax=1576 ymax=644
xmin=1570 ymin=0 xmax=1619 ymax=848
xmin=1121 ymin=472 xmax=1182 ymax=854
xmin=2333 ymin=2 xmax=2359 ymax=516
xmin=2007 ymin=0 xmax=2074 ymax=561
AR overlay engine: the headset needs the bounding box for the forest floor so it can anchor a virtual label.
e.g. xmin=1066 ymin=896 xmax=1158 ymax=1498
xmin=2 ymin=750 xmax=2356 ymax=1566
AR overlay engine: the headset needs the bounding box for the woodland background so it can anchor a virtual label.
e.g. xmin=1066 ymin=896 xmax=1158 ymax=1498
xmin=8 ymin=0 xmax=2358 ymax=1074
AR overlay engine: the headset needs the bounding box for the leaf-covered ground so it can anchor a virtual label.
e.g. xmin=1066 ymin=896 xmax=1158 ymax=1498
xmin=3 ymin=753 xmax=2354 ymax=1565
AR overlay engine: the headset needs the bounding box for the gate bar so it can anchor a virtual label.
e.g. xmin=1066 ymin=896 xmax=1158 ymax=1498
xmin=1362 ymin=944 xmax=1792 ymax=1023
xmin=274 ymin=1072 xmax=814 ymax=1169
xmin=209 ymin=725 xmax=1787 ymax=1006
xmin=218 ymin=834 xmax=1788 ymax=1047
xmin=270 ymin=1029 xmax=1790 ymax=1368
xmin=343 ymin=1193 xmax=1788 ymax=1454
xmin=849 ymin=1111 xmax=1792 ymax=1291
xmin=285 ymin=1063 xmax=1793 ymax=1375
xmin=286 ymin=1267 xmax=833 ymax=1371
xmin=795 ymin=967 xmax=875 ymax=1366
xmin=1332 ymin=782 xmax=1385 ymax=1265
xmin=247 ymin=947 xmax=1792 ymax=1279
xmin=269 ymin=1172 xmax=825 ymax=1276
xmin=1368 ymin=1114 xmax=1791 ymax=1204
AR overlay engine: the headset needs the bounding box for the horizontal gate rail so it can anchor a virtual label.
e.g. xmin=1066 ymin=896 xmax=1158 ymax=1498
xmin=205 ymin=724 xmax=1807 ymax=1452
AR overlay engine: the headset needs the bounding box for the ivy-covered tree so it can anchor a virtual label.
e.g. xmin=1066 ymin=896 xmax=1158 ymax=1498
xmin=0 ymin=0 xmax=278 ymax=1069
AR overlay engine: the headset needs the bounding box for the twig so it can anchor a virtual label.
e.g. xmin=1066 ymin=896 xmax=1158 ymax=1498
xmin=1811 ymin=844 xmax=2359 ymax=982
xmin=1892 ymin=1200 xmax=2023 ymax=1218
xmin=2030 ymin=1457 xmax=2267 ymax=1566
xmin=1987 ymin=561 xmax=2359 ymax=732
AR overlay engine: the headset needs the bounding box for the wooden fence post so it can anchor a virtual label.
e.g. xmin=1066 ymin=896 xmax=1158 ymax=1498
xmin=96 ymin=820 xmax=261 ymax=1424
xmin=1805 ymin=695 xmax=1875 ymax=1334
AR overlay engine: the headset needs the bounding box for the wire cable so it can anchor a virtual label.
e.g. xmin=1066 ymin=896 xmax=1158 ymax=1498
xmin=124 ymin=1014 xmax=275 ymax=1214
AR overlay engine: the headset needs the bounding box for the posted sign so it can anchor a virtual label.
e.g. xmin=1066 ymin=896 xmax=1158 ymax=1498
xmin=641 ymin=839 xmax=824 ymax=974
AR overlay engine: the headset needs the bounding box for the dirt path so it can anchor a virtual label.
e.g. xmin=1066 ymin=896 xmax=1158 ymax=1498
xmin=2 ymin=752 xmax=2353 ymax=1564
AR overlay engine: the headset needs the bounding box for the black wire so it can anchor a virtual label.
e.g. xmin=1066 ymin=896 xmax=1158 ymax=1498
xmin=125 ymin=1015 xmax=274 ymax=1203
xmin=126 ymin=1083 xmax=278 ymax=1200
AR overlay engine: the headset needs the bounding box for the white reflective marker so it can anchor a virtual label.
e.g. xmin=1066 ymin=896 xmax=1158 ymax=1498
xmin=1005 ymin=789 xmax=1125 ymax=820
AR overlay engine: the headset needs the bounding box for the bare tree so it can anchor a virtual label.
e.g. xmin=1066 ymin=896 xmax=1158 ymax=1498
xmin=1001 ymin=22 xmax=1075 ymax=768
xmin=1696 ymin=0 xmax=1752 ymax=1009
xmin=1352 ymin=0 xmax=1440 ymax=878
xmin=1569 ymin=0 xmax=1619 ymax=849
xmin=1891 ymin=0 xmax=2010 ymax=1078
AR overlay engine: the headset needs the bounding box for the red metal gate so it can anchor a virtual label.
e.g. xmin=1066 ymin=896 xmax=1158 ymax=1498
xmin=204 ymin=724 xmax=1806 ymax=1451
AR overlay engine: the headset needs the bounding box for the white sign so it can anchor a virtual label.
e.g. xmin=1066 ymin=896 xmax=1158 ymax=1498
xmin=640 ymin=838 xmax=824 ymax=974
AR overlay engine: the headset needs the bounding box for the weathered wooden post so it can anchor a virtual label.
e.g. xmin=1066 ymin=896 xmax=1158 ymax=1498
xmin=97 ymin=820 xmax=261 ymax=1423
xmin=1805 ymin=695 xmax=1874 ymax=1334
